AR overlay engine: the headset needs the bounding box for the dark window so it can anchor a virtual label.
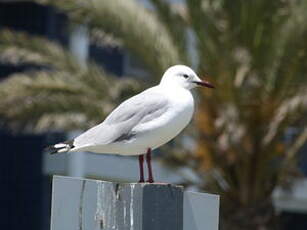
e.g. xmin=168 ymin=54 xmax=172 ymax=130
xmin=90 ymin=44 xmax=124 ymax=76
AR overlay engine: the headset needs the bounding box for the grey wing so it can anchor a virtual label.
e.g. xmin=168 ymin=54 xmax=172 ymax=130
xmin=74 ymin=88 xmax=169 ymax=147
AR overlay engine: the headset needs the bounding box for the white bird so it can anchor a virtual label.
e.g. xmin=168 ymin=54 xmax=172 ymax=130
xmin=47 ymin=65 xmax=214 ymax=182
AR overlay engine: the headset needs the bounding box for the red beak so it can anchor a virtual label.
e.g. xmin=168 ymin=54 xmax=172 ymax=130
xmin=193 ymin=80 xmax=215 ymax=89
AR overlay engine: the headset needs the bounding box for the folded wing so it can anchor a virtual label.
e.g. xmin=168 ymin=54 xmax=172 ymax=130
xmin=73 ymin=88 xmax=169 ymax=147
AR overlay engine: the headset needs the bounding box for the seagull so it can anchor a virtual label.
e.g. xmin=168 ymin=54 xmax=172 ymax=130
xmin=46 ymin=65 xmax=214 ymax=183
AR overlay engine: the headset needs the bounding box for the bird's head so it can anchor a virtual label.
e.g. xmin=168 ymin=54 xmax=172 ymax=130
xmin=160 ymin=65 xmax=214 ymax=90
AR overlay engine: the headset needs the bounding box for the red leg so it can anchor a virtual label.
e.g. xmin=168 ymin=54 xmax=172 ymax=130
xmin=146 ymin=148 xmax=154 ymax=183
xmin=138 ymin=155 xmax=145 ymax=183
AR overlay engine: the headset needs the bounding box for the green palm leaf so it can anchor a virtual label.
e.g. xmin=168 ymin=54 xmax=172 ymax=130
xmin=36 ymin=0 xmax=180 ymax=76
xmin=0 ymin=30 xmax=139 ymax=132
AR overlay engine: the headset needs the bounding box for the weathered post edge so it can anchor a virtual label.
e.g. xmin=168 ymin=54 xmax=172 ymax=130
xmin=50 ymin=176 xmax=219 ymax=230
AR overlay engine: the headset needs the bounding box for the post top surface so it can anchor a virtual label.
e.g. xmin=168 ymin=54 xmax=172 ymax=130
xmin=53 ymin=175 xmax=184 ymax=189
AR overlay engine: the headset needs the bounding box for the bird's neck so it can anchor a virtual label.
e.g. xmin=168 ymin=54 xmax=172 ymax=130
xmin=158 ymin=82 xmax=193 ymax=100
xmin=159 ymin=81 xmax=188 ymax=91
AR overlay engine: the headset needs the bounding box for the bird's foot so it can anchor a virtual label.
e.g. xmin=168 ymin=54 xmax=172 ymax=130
xmin=146 ymin=179 xmax=154 ymax=183
xmin=138 ymin=179 xmax=145 ymax=183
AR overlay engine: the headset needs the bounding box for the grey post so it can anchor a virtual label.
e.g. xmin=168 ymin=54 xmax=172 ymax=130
xmin=50 ymin=176 xmax=219 ymax=230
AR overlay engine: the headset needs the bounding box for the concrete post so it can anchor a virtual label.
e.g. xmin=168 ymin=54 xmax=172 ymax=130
xmin=50 ymin=176 xmax=219 ymax=230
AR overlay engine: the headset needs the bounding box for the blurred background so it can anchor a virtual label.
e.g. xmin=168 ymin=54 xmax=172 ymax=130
xmin=0 ymin=0 xmax=307 ymax=230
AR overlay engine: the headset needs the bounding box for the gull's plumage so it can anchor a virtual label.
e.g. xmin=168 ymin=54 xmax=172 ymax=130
xmin=47 ymin=65 xmax=213 ymax=156
xmin=72 ymin=89 xmax=171 ymax=154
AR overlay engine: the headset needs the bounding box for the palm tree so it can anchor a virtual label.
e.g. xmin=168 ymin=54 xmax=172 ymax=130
xmin=0 ymin=29 xmax=139 ymax=132
xmin=1 ymin=0 xmax=307 ymax=229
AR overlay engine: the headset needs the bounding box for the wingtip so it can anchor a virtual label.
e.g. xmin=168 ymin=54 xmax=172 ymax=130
xmin=44 ymin=145 xmax=59 ymax=155
xmin=44 ymin=140 xmax=75 ymax=155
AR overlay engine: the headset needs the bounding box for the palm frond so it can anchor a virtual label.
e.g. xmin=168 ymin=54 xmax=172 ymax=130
xmin=35 ymin=0 xmax=180 ymax=76
xmin=0 ymin=29 xmax=78 ymax=71
xmin=0 ymin=30 xmax=140 ymax=132
xmin=263 ymin=88 xmax=307 ymax=146
xmin=0 ymin=69 xmax=138 ymax=132
xmin=149 ymin=0 xmax=187 ymax=58
xmin=286 ymin=126 xmax=307 ymax=163
xmin=265 ymin=0 xmax=307 ymax=96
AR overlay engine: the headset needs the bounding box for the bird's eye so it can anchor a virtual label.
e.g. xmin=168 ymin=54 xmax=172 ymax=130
xmin=182 ymin=74 xmax=189 ymax=79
